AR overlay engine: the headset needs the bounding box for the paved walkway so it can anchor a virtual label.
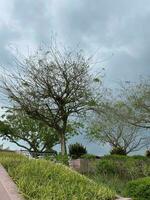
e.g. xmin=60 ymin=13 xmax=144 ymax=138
xmin=0 ymin=165 xmax=24 ymax=200
xmin=0 ymin=181 xmax=11 ymax=200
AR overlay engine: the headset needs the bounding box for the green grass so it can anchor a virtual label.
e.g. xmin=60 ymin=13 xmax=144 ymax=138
xmin=86 ymin=155 xmax=150 ymax=197
xmin=0 ymin=152 xmax=116 ymax=200
xmin=87 ymin=174 xmax=128 ymax=197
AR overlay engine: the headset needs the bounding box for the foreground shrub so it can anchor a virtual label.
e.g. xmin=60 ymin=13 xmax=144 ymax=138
xmin=125 ymin=177 xmax=150 ymax=200
xmin=69 ymin=143 xmax=87 ymax=159
xmin=0 ymin=152 xmax=115 ymax=200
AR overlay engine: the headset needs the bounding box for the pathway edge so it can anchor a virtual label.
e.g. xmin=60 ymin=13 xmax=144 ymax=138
xmin=0 ymin=164 xmax=24 ymax=200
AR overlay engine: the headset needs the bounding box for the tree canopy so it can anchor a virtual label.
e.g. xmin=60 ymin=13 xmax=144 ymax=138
xmin=0 ymin=46 xmax=95 ymax=155
xmin=87 ymin=101 xmax=150 ymax=154
xmin=120 ymin=79 xmax=150 ymax=129
xmin=0 ymin=110 xmax=59 ymax=153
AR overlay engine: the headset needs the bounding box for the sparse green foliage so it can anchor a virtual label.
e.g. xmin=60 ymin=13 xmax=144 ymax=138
xmin=87 ymin=101 xmax=149 ymax=154
xmin=121 ymin=78 xmax=150 ymax=129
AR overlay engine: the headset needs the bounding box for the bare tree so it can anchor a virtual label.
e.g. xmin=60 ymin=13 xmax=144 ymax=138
xmin=87 ymin=102 xmax=150 ymax=154
xmin=0 ymin=45 xmax=93 ymax=155
xmin=120 ymin=78 xmax=150 ymax=129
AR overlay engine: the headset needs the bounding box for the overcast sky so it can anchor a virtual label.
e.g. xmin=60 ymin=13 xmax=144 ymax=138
xmin=0 ymin=0 xmax=150 ymax=154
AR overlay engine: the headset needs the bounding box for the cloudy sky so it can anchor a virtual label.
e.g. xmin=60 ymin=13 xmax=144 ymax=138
xmin=0 ymin=0 xmax=150 ymax=154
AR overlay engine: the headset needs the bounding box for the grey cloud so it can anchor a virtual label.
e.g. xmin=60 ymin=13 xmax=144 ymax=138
xmin=51 ymin=0 xmax=150 ymax=82
xmin=52 ymin=0 xmax=150 ymax=46
xmin=0 ymin=0 xmax=150 ymax=84
xmin=0 ymin=0 xmax=150 ymax=154
xmin=0 ymin=24 xmax=20 ymax=66
xmin=12 ymin=0 xmax=53 ymax=43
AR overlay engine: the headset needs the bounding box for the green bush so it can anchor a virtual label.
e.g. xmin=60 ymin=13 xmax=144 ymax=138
xmin=131 ymin=155 xmax=148 ymax=160
xmin=0 ymin=152 xmax=116 ymax=200
xmin=145 ymin=150 xmax=150 ymax=157
xmin=81 ymin=153 xmax=97 ymax=160
xmin=97 ymin=159 xmax=116 ymax=175
xmin=96 ymin=155 xmax=150 ymax=180
xmin=69 ymin=143 xmax=87 ymax=159
xmin=110 ymin=147 xmax=127 ymax=155
xmin=125 ymin=177 xmax=150 ymax=200
xmin=55 ymin=153 xmax=69 ymax=165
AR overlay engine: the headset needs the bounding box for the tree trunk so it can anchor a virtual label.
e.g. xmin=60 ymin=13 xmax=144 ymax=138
xmin=60 ymin=133 xmax=67 ymax=155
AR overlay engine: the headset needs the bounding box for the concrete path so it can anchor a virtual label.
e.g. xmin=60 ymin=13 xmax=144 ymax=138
xmin=0 ymin=181 xmax=11 ymax=200
xmin=0 ymin=165 xmax=24 ymax=200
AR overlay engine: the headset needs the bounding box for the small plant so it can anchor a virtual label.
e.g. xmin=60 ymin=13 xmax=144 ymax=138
xmin=125 ymin=177 xmax=150 ymax=200
xmin=96 ymin=159 xmax=116 ymax=175
xmin=69 ymin=143 xmax=87 ymax=159
xmin=145 ymin=149 xmax=150 ymax=157
xmin=55 ymin=154 xmax=69 ymax=165
xmin=81 ymin=154 xmax=97 ymax=160
xmin=110 ymin=147 xmax=127 ymax=155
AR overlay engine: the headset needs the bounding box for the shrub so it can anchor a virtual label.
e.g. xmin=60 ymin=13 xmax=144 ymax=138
xmin=0 ymin=152 xmax=116 ymax=200
xmin=96 ymin=155 xmax=150 ymax=180
xmin=55 ymin=153 xmax=69 ymax=165
xmin=131 ymin=155 xmax=148 ymax=161
xmin=96 ymin=159 xmax=116 ymax=175
xmin=81 ymin=154 xmax=97 ymax=160
xmin=145 ymin=149 xmax=150 ymax=157
xmin=125 ymin=177 xmax=150 ymax=200
xmin=69 ymin=143 xmax=87 ymax=159
xmin=110 ymin=147 xmax=127 ymax=155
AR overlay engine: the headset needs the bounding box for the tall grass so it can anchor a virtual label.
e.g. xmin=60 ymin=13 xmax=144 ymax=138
xmin=87 ymin=155 xmax=150 ymax=196
xmin=0 ymin=152 xmax=116 ymax=200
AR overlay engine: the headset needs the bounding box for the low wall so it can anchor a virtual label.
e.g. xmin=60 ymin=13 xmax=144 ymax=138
xmin=69 ymin=158 xmax=97 ymax=173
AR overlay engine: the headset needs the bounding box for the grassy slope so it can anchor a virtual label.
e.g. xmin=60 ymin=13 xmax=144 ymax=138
xmin=0 ymin=152 xmax=115 ymax=200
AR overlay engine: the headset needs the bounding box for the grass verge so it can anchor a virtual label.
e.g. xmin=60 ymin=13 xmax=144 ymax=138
xmin=0 ymin=152 xmax=116 ymax=200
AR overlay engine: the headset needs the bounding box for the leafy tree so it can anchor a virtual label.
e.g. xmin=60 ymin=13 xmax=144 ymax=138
xmin=0 ymin=110 xmax=59 ymax=153
xmin=87 ymin=102 xmax=150 ymax=154
xmin=0 ymin=45 xmax=94 ymax=155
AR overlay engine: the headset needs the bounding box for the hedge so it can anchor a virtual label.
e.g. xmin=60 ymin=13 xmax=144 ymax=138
xmin=96 ymin=155 xmax=150 ymax=180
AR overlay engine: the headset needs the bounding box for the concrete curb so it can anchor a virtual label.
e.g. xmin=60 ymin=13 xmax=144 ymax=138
xmin=0 ymin=164 xmax=24 ymax=200
xmin=116 ymin=195 xmax=132 ymax=200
